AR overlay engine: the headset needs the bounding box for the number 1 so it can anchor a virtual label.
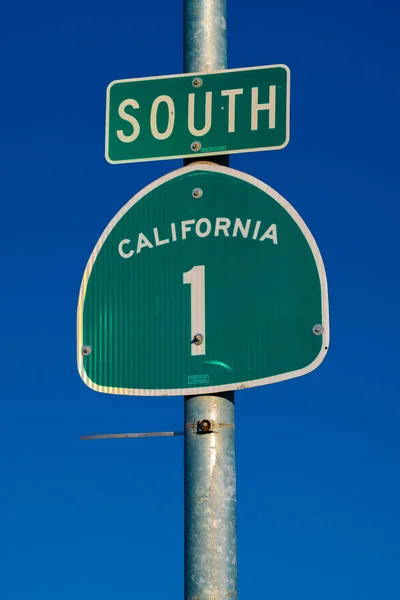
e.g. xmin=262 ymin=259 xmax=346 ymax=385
xmin=183 ymin=265 xmax=206 ymax=356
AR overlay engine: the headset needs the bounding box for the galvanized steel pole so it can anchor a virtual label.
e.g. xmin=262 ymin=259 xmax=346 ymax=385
xmin=184 ymin=394 xmax=237 ymax=600
xmin=184 ymin=2 xmax=238 ymax=599
xmin=184 ymin=0 xmax=227 ymax=72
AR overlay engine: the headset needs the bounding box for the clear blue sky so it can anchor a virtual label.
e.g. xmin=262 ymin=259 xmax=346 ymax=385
xmin=1 ymin=1 xmax=399 ymax=598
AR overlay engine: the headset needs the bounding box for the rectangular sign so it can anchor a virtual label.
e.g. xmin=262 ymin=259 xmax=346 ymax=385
xmin=106 ymin=65 xmax=290 ymax=164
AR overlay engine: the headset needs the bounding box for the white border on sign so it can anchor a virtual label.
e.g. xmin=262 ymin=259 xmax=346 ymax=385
xmin=105 ymin=64 xmax=291 ymax=164
xmin=77 ymin=162 xmax=329 ymax=396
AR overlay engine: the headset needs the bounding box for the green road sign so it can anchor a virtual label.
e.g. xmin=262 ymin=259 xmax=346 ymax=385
xmin=77 ymin=163 xmax=329 ymax=396
xmin=106 ymin=65 xmax=290 ymax=164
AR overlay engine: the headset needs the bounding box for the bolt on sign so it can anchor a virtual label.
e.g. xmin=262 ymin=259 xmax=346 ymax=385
xmin=105 ymin=65 xmax=290 ymax=164
xmin=77 ymin=163 xmax=329 ymax=396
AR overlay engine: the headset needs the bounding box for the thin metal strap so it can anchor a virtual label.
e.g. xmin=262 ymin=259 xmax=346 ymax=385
xmin=80 ymin=431 xmax=184 ymax=440
xmin=184 ymin=422 xmax=235 ymax=430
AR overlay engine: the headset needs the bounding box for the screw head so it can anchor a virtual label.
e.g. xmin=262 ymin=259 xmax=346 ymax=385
xmin=192 ymin=187 xmax=203 ymax=199
xmin=192 ymin=77 xmax=203 ymax=88
xmin=199 ymin=419 xmax=212 ymax=433
xmin=190 ymin=141 xmax=201 ymax=152
xmin=312 ymin=324 xmax=324 ymax=336
xmin=192 ymin=333 xmax=204 ymax=345
xmin=81 ymin=345 xmax=92 ymax=356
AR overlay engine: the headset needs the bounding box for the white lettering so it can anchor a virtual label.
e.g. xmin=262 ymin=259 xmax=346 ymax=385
xmin=188 ymin=92 xmax=212 ymax=136
xmin=150 ymin=95 xmax=175 ymax=140
xmin=171 ymin=223 xmax=177 ymax=242
xmin=195 ymin=218 xmax=212 ymax=238
xmin=259 ymin=224 xmax=278 ymax=245
xmin=136 ymin=233 xmax=153 ymax=254
xmin=153 ymin=227 xmax=169 ymax=246
xmin=117 ymin=99 xmax=140 ymax=143
xmin=251 ymin=86 xmax=276 ymax=131
xmin=232 ymin=218 xmax=251 ymax=238
xmin=181 ymin=219 xmax=195 ymax=239
xmin=215 ymin=217 xmax=231 ymax=237
xmin=252 ymin=220 xmax=261 ymax=240
xmin=118 ymin=218 xmax=278 ymax=260
xmin=118 ymin=239 xmax=134 ymax=259
xmin=221 ymin=88 xmax=243 ymax=133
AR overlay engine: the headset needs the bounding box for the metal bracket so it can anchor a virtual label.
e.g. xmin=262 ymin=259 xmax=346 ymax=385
xmin=80 ymin=431 xmax=184 ymax=440
xmin=184 ymin=420 xmax=235 ymax=434
xmin=81 ymin=423 xmax=234 ymax=440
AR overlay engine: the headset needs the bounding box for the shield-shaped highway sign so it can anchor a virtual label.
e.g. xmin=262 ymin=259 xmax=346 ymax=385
xmin=77 ymin=163 xmax=329 ymax=396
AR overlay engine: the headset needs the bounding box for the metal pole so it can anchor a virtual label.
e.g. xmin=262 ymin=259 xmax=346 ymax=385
xmin=184 ymin=0 xmax=227 ymax=72
xmin=184 ymin=3 xmax=237 ymax=599
xmin=184 ymin=394 xmax=237 ymax=600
